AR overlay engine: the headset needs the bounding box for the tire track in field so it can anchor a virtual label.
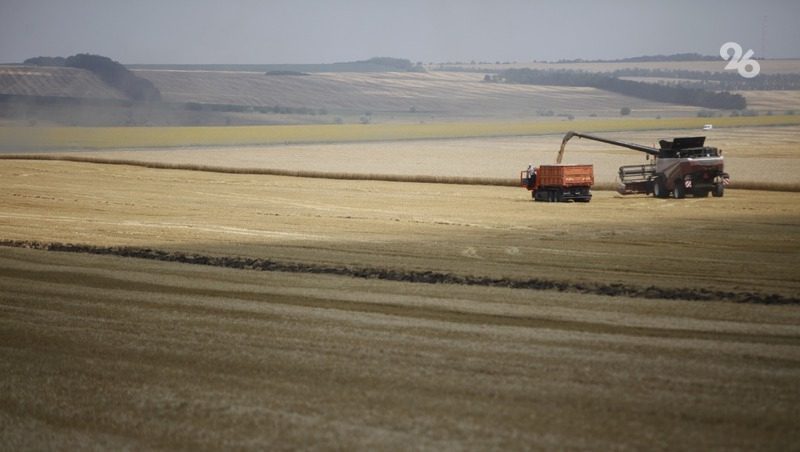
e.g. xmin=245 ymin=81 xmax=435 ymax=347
xmin=1 ymin=239 xmax=797 ymax=306
xmin=2 ymin=264 xmax=798 ymax=348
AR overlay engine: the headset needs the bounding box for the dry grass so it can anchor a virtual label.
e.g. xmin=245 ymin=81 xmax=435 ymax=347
xmin=734 ymin=90 xmax=800 ymax=111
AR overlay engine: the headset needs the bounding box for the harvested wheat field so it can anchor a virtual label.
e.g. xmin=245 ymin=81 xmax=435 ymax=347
xmin=1 ymin=160 xmax=799 ymax=449
xmin=50 ymin=124 xmax=800 ymax=188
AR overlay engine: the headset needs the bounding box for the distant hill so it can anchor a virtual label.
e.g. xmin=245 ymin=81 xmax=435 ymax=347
xmin=0 ymin=65 xmax=127 ymax=99
xmin=128 ymin=57 xmax=425 ymax=73
xmin=23 ymin=53 xmax=161 ymax=101
xmin=554 ymin=53 xmax=719 ymax=64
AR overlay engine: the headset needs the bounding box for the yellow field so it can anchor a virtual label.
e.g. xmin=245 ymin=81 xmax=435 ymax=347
xmin=2 ymin=160 xmax=798 ymax=296
xmin=2 ymin=115 xmax=800 ymax=150
xmin=1 ymin=160 xmax=799 ymax=449
xmin=21 ymin=125 xmax=800 ymax=190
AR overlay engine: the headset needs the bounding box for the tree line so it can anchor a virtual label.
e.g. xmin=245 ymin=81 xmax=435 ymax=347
xmin=608 ymin=68 xmax=800 ymax=91
xmin=498 ymin=68 xmax=746 ymax=110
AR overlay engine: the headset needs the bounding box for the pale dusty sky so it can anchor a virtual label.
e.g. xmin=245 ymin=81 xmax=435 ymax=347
xmin=1 ymin=0 xmax=798 ymax=64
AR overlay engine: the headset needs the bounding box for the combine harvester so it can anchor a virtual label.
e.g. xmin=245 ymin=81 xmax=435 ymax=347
xmin=557 ymin=131 xmax=730 ymax=199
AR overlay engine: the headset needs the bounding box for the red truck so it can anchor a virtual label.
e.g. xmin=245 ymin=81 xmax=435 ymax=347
xmin=520 ymin=164 xmax=594 ymax=202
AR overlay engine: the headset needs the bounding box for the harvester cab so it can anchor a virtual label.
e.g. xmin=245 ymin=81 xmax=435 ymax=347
xmin=559 ymin=131 xmax=730 ymax=199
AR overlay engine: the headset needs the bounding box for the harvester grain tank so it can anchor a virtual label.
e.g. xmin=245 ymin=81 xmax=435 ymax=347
xmin=558 ymin=131 xmax=730 ymax=198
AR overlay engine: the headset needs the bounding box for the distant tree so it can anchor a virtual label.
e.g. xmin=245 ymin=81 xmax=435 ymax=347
xmin=64 ymin=53 xmax=161 ymax=102
xmin=620 ymin=107 xmax=631 ymax=116
xmin=23 ymin=56 xmax=65 ymax=66
xmin=265 ymin=70 xmax=309 ymax=76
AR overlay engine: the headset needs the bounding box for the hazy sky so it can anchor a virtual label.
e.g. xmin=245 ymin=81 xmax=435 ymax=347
xmin=1 ymin=0 xmax=798 ymax=64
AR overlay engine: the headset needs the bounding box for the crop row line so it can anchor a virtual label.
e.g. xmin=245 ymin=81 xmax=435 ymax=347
xmin=3 ymin=155 xmax=799 ymax=191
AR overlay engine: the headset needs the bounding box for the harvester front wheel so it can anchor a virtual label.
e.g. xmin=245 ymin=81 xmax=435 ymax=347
xmin=652 ymin=178 xmax=668 ymax=198
xmin=673 ymin=180 xmax=686 ymax=199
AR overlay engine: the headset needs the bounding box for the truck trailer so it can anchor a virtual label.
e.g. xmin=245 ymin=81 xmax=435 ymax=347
xmin=521 ymin=164 xmax=594 ymax=202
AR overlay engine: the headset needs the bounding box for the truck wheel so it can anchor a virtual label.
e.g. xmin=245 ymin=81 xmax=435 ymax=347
xmin=652 ymin=178 xmax=667 ymax=198
xmin=673 ymin=180 xmax=686 ymax=199
xmin=712 ymin=183 xmax=724 ymax=197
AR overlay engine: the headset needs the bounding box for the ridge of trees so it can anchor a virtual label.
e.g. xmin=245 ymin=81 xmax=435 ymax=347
xmin=554 ymin=53 xmax=718 ymax=64
xmin=609 ymin=68 xmax=800 ymax=91
xmin=22 ymin=56 xmax=66 ymax=67
xmin=24 ymin=53 xmax=161 ymax=102
xmin=498 ymin=68 xmax=746 ymax=110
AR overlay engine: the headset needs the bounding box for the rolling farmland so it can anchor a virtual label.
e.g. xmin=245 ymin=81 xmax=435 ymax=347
xmin=134 ymin=69 xmax=702 ymax=118
xmin=4 ymin=61 xmax=800 ymax=127
xmin=2 ymin=57 xmax=800 ymax=450
xmin=0 ymin=66 xmax=126 ymax=99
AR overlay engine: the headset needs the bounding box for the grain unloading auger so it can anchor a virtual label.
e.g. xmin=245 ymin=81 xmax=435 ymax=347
xmin=558 ymin=131 xmax=730 ymax=198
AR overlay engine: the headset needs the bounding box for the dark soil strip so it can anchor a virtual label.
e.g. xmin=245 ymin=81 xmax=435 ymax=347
xmin=2 ymin=239 xmax=797 ymax=305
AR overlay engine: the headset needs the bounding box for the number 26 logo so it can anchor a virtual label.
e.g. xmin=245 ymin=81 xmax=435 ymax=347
xmin=720 ymin=42 xmax=760 ymax=78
